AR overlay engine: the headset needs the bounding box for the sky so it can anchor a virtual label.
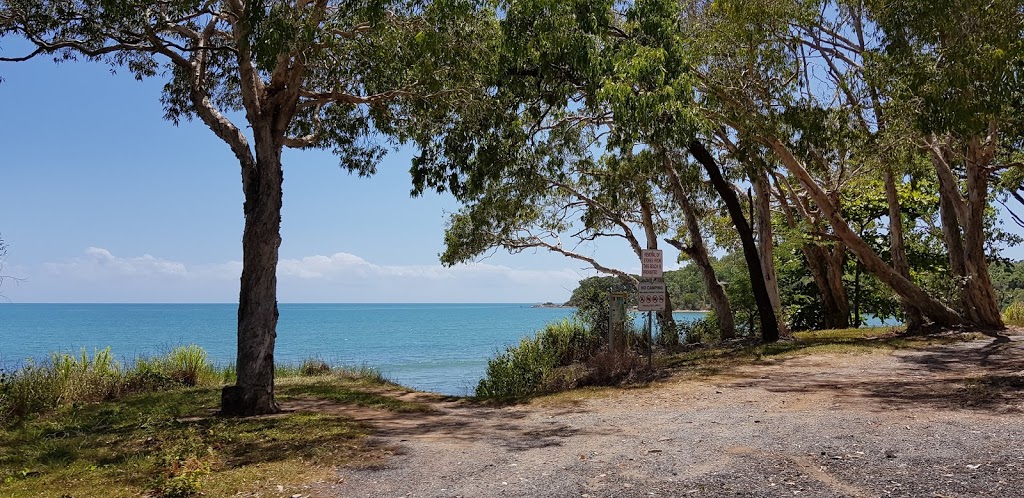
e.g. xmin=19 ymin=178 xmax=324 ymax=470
xmin=0 ymin=44 xmax=651 ymax=304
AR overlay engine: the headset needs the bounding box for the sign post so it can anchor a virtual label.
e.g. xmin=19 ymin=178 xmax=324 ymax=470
xmin=639 ymin=249 xmax=664 ymax=368
xmin=608 ymin=292 xmax=628 ymax=353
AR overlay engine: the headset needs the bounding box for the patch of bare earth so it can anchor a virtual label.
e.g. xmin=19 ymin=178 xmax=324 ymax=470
xmin=305 ymin=332 xmax=1024 ymax=497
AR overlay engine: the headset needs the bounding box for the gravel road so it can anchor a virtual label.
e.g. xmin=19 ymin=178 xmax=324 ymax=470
xmin=314 ymin=333 xmax=1023 ymax=498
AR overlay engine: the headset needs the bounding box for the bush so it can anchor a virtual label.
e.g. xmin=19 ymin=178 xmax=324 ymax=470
xmin=476 ymin=319 xmax=649 ymax=398
xmin=132 ymin=345 xmax=217 ymax=387
xmin=681 ymin=313 xmax=721 ymax=344
xmin=1004 ymin=301 xmax=1024 ymax=325
xmin=300 ymin=358 xmax=332 ymax=376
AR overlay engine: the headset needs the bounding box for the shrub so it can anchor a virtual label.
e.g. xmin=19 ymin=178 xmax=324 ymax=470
xmin=1004 ymin=301 xmax=1024 ymax=325
xmin=476 ymin=319 xmax=597 ymax=398
xmin=300 ymin=358 xmax=332 ymax=376
xmin=476 ymin=319 xmax=647 ymax=398
xmin=681 ymin=313 xmax=721 ymax=344
xmin=164 ymin=345 xmax=216 ymax=387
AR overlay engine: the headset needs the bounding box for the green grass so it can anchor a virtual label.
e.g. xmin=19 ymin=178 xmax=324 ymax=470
xmin=0 ymin=372 xmax=408 ymax=497
xmin=0 ymin=345 xmax=404 ymax=427
xmin=0 ymin=346 xmax=426 ymax=496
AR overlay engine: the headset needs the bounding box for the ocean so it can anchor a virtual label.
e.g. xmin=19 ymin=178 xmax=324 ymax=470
xmin=0 ymin=303 xmax=707 ymax=395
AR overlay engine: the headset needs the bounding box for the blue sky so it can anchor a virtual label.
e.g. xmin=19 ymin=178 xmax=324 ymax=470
xmin=0 ymin=48 xmax=636 ymax=303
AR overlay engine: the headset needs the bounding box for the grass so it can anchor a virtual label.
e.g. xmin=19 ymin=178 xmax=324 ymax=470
xmin=0 ymin=347 xmax=428 ymax=497
xmin=0 ymin=371 xmax=413 ymax=497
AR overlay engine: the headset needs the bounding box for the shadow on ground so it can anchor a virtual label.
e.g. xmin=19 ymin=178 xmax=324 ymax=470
xmin=756 ymin=336 xmax=1024 ymax=414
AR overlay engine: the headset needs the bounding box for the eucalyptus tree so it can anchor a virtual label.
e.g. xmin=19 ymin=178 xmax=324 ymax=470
xmin=789 ymin=0 xmax=933 ymax=328
xmin=867 ymin=0 xmax=1023 ymax=329
xmin=440 ymin=137 xmax=683 ymax=343
xmin=771 ymin=166 xmax=851 ymax=329
xmin=686 ymin=0 xmax=978 ymax=327
xmin=595 ymin=0 xmax=782 ymax=341
xmin=660 ymin=152 xmax=737 ymax=339
xmin=0 ymin=0 xmax=496 ymax=414
xmin=412 ymin=0 xmax=778 ymax=340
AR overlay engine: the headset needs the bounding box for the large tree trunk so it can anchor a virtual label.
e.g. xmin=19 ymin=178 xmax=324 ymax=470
xmin=929 ymin=138 xmax=1004 ymax=329
xmin=768 ymin=137 xmax=964 ymax=327
xmin=807 ymin=244 xmax=851 ymax=329
xmin=773 ymin=176 xmax=850 ymax=329
xmin=884 ymin=169 xmax=925 ymax=330
xmin=222 ymin=132 xmax=283 ymax=416
xmin=752 ymin=172 xmax=789 ymax=337
xmin=661 ymin=157 xmax=737 ymax=340
xmin=963 ymin=139 xmax=1004 ymax=328
xmin=665 ymin=195 xmax=737 ymax=340
xmin=689 ymin=140 xmax=779 ymax=342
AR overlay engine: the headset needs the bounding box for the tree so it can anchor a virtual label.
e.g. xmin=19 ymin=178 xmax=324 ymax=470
xmin=1 ymin=0 xmax=495 ymax=414
xmin=868 ymin=0 xmax=1023 ymax=329
xmin=0 ymin=234 xmax=23 ymax=300
xmin=565 ymin=275 xmax=636 ymax=336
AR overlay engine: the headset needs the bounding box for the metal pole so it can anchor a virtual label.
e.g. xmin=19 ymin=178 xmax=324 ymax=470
xmin=646 ymin=311 xmax=653 ymax=368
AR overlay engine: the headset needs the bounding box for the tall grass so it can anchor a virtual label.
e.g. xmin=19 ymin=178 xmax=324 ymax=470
xmin=0 ymin=346 xmax=390 ymax=426
xmin=0 ymin=345 xmax=221 ymax=425
xmin=0 ymin=348 xmax=124 ymax=421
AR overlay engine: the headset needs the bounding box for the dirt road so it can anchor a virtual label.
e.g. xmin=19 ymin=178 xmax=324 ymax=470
xmin=316 ymin=333 xmax=1023 ymax=497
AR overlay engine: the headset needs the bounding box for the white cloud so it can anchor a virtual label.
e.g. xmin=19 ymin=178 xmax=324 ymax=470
xmin=18 ymin=247 xmax=585 ymax=303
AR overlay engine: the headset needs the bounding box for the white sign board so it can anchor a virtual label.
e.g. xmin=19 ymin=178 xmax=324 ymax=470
xmin=638 ymin=279 xmax=666 ymax=311
xmin=641 ymin=249 xmax=663 ymax=278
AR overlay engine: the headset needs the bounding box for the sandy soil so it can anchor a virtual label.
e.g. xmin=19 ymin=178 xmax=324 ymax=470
xmin=301 ymin=332 xmax=1023 ymax=497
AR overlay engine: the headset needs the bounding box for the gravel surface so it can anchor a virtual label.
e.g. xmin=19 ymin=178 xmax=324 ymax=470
xmin=310 ymin=332 xmax=1024 ymax=498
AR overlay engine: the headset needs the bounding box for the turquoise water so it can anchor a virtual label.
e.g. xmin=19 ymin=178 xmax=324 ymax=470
xmin=0 ymin=303 xmax=706 ymax=395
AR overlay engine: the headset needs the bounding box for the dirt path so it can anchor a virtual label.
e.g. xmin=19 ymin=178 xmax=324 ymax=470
xmin=310 ymin=333 xmax=1024 ymax=497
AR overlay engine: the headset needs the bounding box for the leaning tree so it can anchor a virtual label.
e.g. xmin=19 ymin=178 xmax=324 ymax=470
xmin=0 ymin=0 xmax=495 ymax=414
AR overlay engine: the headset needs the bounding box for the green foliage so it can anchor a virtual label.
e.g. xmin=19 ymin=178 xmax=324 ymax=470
xmin=663 ymin=265 xmax=712 ymax=311
xmin=1003 ymin=301 xmax=1024 ymax=325
xmin=566 ymin=276 xmax=636 ymax=335
xmin=475 ymin=319 xmax=608 ymax=398
xmin=989 ymin=260 xmax=1024 ymax=310
xmin=0 ymin=348 xmax=125 ymax=424
xmin=681 ymin=313 xmax=720 ymax=345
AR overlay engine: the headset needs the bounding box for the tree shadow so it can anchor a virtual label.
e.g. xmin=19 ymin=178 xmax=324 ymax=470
xmin=757 ymin=337 xmax=1024 ymax=414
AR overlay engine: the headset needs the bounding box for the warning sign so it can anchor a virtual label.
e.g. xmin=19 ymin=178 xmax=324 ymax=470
xmin=641 ymin=249 xmax=663 ymax=278
xmin=638 ymin=279 xmax=666 ymax=311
